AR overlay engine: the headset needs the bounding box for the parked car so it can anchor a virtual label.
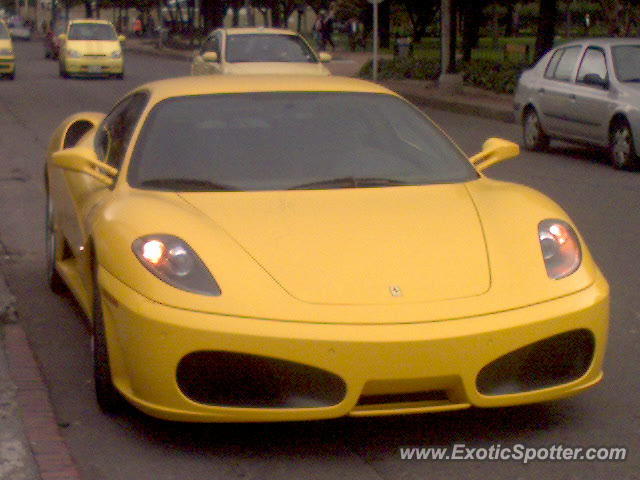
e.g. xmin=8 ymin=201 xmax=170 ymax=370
xmin=44 ymin=21 xmax=66 ymax=59
xmin=515 ymin=38 xmax=640 ymax=169
xmin=58 ymin=19 xmax=125 ymax=78
xmin=45 ymin=75 xmax=608 ymax=422
xmin=191 ymin=27 xmax=331 ymax=76
xmin=7 ymin=16 xmax=31 ymax=40
xmin=0 ymin=19 xmax=15 ymax=79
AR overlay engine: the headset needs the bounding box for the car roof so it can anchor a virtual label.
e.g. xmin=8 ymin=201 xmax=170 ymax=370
xmin=137 ymin=75 xmax=396 ymax=103
xmin=556 ymin=37 xmax=640 ymax=49
xmin=220 ymin=27 xmax=299 ymax=36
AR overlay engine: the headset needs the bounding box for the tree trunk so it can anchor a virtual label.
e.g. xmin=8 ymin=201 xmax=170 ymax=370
xmin=200 ymin=0 xmax=226 ymax=32
xmin=534 ymin=0 xmax=558 ymax=62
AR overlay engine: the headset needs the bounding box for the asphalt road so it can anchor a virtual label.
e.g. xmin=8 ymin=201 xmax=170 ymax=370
xmin=1 ymin=40 xmax=639 ymax=480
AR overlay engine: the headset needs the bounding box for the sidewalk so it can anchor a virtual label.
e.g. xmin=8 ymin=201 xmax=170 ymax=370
xmin=123 ymin=38 xmax=515 ymax=124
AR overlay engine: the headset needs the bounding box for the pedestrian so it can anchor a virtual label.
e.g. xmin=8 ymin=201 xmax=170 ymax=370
xmin=347 ymin=17 xmax=361 ymax=52
xmin=320 ymin=9 xmax=335 ymax=52
xmin=133 ymin=17 xmax=143 ymax=38
xmin=313 ymin=12 xmax=325 ymax=51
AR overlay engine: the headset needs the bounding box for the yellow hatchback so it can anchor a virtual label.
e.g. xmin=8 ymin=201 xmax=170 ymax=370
xmin=58 ymin=19 xmax=124 ymax=79
xmin=0 ymin=19 xmax=15 ymax=79
xmin=45 ymin=76 xmax=608 ymax=423
xmin=191 ymin=27 xmax=331 ymax=76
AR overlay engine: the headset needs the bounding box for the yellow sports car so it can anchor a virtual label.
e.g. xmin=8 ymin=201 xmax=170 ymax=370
xmin=58 ymin=19 xmax=125 ymax=79
xmin=0 ymin=19 xmax=15 ymax=79
xmin=191 ymin=27 xmax=331 ymax=76
xmin=45 ymin=76 xmax=609 ymax=422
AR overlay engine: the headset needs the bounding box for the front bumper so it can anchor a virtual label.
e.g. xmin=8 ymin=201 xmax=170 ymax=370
xmin=63 ymin=56 xmax=123 ymax=75
xmin=0 ymin=57 xmax=15 ymax=74
xmin=99 ymin=267 xmax=609 ymax=422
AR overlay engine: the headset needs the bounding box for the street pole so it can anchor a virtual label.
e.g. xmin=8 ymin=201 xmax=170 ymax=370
xmin=373 ymin=0 xmax=378 ymax=82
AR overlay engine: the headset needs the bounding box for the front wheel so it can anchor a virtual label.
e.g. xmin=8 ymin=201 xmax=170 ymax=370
xmin=45 ymin=191 xmax=66 ymax=294
xmin=522 ymin=108 xmax=549 ymax=151
xmin=609 ymin=120 xmax=638 ymax=170
xmin=92 ymin=271 xmax=126 ymax=414
xmin=59 ymin=62 xmax=68 ymax=78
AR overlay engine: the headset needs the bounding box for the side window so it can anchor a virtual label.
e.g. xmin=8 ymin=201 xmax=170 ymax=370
xmin=577 ymin=47 xmax=608 ymax=84
xmin=95 ymin=93 xmax=148 ymax=169
xmin=552 ymin=46 xmax=581 ymax=82
xmin=544 ymin=49 xmax=563 ymax=79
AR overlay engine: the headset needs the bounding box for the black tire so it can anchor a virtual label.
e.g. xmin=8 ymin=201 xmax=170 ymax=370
xmin=522 ymin=108 xmax=549 ymax=151
xmin=92 ymin=266 xmax=126 ymax=414
xmin=7 ymin=72 xmax=14 ymax=80
xmin=609 ymin=119 xmax=638 ymax=170
xmin=114 ymin=72 xmax=124 ymax=80
xmin=45 ymin=50 xmax=50 ymax=59
xmin=45 ymin=190 xmax=67 ymax=294
xmin=59 ymin=63 xmax=68 ymax=78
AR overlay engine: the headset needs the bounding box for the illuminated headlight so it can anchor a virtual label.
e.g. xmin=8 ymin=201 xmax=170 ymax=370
xmin=538 ymin=219 xmax=582 ymax=279
xmin=0 ymin=48 xmax=12 ymax=56
xmin=132 ymin=234 xmax=221 ymax=295
xmin=111 ymin=50 xmax=121 ymax=58
xmin=67 ymin=49 xmax=81 ymax=58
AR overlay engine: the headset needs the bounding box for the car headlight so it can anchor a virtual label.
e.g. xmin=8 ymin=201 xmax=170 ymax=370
xmin=111 ymin=50 xmax=121 ymax=58
xmin=0 ymin=48 xmax=12 ymax=56
xmin=132 ymin=234 xmax=221 ymax=295
xmin=538 ymin=219 xmax=582 ymax=279
xmin=67 ymin=49 xmax=81 ymax=58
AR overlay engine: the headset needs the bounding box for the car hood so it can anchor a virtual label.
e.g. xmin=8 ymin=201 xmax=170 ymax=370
xmin=66 ymin=39 xmax=120 ymax=55
xmin=222 ymin=62 xmax=330 ymax=76
xmin=179 ymin=184 xmax=490 ymax=305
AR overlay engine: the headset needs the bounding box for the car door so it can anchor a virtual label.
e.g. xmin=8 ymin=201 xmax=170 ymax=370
xmin=570 ymin=46 xmax=614 ymax=145
xmin=58 ymin=93 xmax=149 ymax=289
xmin=535 ymin=45 xmax=583 ymax=137
xmin=192 ymin=31 xmax=222 ymax=75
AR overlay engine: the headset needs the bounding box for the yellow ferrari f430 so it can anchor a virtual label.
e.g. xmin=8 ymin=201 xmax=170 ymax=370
xmin=45 ymin=76 xmax=609 ymax=422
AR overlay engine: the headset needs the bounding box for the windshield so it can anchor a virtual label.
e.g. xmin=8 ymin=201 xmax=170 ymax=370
xmin=128 ymin=92 xmax=477 ymax=192
xmin=0 ymin=22 xmax=8 ymax=39
xmin=612 ymin=45 xmax=640 ymax=82
xmin=225 ymin=34 xmax=317 ymax=63
xmin=68 ymin=23 xmax=117 ymax=41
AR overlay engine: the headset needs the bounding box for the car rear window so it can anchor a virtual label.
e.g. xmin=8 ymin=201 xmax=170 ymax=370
xmin=128 ymin=92 xmax=478 ymax=191
xmin=612 ymin=45 xmax=640 ymax=82
xmin=225 ymin=34 xmax=317 ymax=63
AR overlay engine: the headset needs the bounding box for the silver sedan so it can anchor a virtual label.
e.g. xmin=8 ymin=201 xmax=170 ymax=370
xmin=514 ymin=38 xmax=640 ymax=169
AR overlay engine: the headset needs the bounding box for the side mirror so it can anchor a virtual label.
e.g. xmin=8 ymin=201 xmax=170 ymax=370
xmin=58 ymin=33 xmax=67 ymax=41
xmin=318 ymin=52 xmax=332 ymax=63
xmin=469 ymin=138 xmax=520 ymax=172
xmin=118 ymin=35 xmax=126 ymax=43
xmin=202 ymin=51 xmax=218 ymax=63
xmin=51 ymin=146 xmax=117 ymax=186
xmin=582 ymin=73 xmax=608 ymax=89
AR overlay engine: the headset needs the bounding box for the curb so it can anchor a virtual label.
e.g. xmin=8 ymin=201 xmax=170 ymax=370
xmin=1 ymin=273 xmax=82 ymax=480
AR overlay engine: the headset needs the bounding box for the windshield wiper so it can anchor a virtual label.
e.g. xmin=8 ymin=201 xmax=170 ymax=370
xmin=288 ymin=177 xmax=409 ymax=190
xmin=139 ymin=178 xmax=242 ymax=191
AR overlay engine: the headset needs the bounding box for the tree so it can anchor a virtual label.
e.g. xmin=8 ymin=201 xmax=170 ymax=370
xmin=200 ymin=0 xmax=226 ymax=32
xmin=534 ymin=0 xmax=558 ymax=61
xmin=395 ymin=0 xmax=438 ymax=42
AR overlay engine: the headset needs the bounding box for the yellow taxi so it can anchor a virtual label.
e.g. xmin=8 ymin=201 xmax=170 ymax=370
xmin=191 ymin=27 xmax=331 ymax=76
xmin=45 ymin=76 xmax=608 ymax=422
xmin=58 ymin=19 xmax=125 ymax=78
xmin=0 ymin=19 xmax=15 ymax=79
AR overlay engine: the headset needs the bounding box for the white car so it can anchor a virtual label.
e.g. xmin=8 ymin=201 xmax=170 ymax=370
xmin=514 ymin=38 xmax=640 ymax=170
xmin=7 ymin=17 xmax=31 ymax=41
xmin=191 ymin=27 xmax=331 ymax=76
